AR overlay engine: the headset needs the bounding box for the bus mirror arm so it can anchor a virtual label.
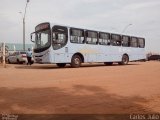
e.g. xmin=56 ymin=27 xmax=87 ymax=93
xmin=30 ymin=32 xmax=35 ymax=43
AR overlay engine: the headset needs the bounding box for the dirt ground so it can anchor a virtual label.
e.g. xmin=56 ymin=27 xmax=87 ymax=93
xmin=0 ymin=61 xmax=160 ymax=114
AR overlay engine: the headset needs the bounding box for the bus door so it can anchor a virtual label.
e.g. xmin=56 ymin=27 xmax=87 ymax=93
xmin=52 ymin=25 xmax=69 ymax=63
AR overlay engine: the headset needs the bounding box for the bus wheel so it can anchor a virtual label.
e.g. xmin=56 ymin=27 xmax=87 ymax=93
xmin=104 ymin=62 xmax=113 ymax=66
xmin=56 ymin=63 xmax=66 ymax=68
xmin=118 ymin=54 xmax=129 ymax=65
xmin=71 ymin=55 xmax=82 ymax=68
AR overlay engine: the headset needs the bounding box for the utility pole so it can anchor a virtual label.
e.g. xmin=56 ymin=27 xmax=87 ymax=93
xmin=3 ymin=43 xmax=6 ymax=68
xmin=21 ymin=0 xmax=30 ymax=51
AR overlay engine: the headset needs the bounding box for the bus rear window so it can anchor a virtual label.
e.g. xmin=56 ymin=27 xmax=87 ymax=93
xmin=130 ymin=37 xmax=138 ymax=47
xmin=138 ymin=38 xmax=145 ymax=48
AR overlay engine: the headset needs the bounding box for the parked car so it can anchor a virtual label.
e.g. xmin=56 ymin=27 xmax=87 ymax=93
xmin=148 ymin=55 xmax=160 ymax=61
xmin=7 ymin=51 xmax=34 ymax=64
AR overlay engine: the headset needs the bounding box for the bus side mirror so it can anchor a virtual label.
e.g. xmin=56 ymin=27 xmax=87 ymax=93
xmin=31 ymin=32 xmax=35 ymax=42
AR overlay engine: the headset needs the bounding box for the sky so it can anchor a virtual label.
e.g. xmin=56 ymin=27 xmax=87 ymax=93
xmin=0 ymin=0 xmax=160 ymax=53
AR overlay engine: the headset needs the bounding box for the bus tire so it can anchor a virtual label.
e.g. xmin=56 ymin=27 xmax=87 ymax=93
xmin=71 ymin=55 xmax=82 ymax=68
xmin=118 ymin=54 xmax=129 ymax=65
xmin=104 ymin=62 xmax=113 ymax=66
xmin=56 ymin=63 xmax=66 ymax=68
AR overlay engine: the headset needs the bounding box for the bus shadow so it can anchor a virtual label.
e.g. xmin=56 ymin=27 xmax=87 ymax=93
xmin=0 ymin=85 xmax=156 ymax=117
xmin=81 ymin=63 xmax=140 ymax=68
xmin=14 ymin=63 xmax=140 ymax=70
xmin=14 ymin=64 xmax=69 ymax=70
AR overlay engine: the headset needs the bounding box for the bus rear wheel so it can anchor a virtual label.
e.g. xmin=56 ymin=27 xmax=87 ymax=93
xmin=71 ymin=55 xmax=82 ymax=68
xmin=56 ymin=63 xmax=66 ymax=68
xmin=118 ymin=54 xmax=129 ymax=65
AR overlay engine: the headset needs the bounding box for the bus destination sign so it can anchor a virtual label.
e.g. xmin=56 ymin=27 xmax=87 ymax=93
xmin=35 ymin=23 xmax=50 ymax=31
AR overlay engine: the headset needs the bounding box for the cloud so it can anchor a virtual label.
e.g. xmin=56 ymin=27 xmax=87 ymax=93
xmin=0 ymin=0 xmax=160 ymax=52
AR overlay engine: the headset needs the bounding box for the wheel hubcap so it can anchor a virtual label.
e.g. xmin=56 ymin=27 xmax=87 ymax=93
xmin=123 ymin=56 xmax=128 ymax=64
xmin=74 ymin=58 xmax=80 ymax=65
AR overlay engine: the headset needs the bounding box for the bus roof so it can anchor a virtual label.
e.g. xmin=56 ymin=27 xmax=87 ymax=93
xmin=48 ymin=22 xmax=145 ymax=39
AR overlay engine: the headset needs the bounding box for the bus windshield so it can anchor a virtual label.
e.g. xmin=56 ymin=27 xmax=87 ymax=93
xmin=35 ymin=29 xmax=51 ymax=49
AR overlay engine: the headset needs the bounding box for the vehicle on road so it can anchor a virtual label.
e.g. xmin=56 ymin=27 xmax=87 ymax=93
xmin=7 ymin=51 xmax=34 ymax=64
xmin=31 ymin=22 xmax=145 ymax=68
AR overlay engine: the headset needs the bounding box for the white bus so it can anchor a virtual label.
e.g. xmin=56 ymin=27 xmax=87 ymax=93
xmin=31 ymin=22 xmax=145 ymax=68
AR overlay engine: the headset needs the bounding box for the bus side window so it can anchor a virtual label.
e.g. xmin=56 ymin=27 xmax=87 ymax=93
xmin=116 ymin=40 xmax=121 ymax=46
xmin=52 ymin=25 xmax=68 ymax=50
xmin=58 ymin=34 xmax=66 ymax=44
xmin=52 ymin=33 xmax=67 ymax=49
xmin=122 ymin=36 xmax=130 ymax=47
xmin=86 ymin=31 xmax=98 ymax=45
xmin=111 ymin=34 xmax=121 ymax=46
xmin=99 ymin=32 xmax=110 ymax=45
xmin=70 ymin=28 xmax=84 ymax=44
xmin=107 ymin=40 xmax=111 ymax=45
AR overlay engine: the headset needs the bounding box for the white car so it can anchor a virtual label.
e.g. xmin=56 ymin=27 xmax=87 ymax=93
xmin=7 ymin=51 xmax=32 ymax=64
